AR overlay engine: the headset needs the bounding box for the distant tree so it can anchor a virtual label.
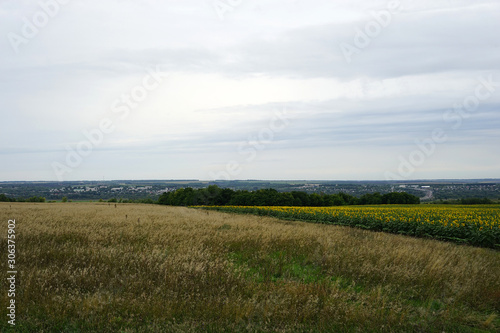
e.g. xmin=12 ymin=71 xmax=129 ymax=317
xmin=158 ymin=192 xmax=172 ymax=205
xmin=359 ymin=192 xmax=383 ymax=205
xmin=309 ymin=193 xmax=324 ymax=207
xmin=62 ymin=196 xmax=68 ymax=203
xmin=229 ymin=191 xmax=253 ymax=206
xmin=277 ymin=192 xmax=295 ymax=206
xmin=215 ymin=188 xmax=235 ymax=205
xmin=460 ymin=198 xmax=493 ymax=205
xmin=0 ymin=194 xmax=15 ymax=202
xmin=338 ymin=192 xmax=358 ymax=205
xmin=291 ymin=191 xmax=309 ymax=206
xmin=324 ymin=194 xmax=345 ymax=206
xmin=27 ymin=196 xmax=45 ymax=203
xmin=156 ymin=186 xmax=420 ymax=207
xmin=181 ymin=188 xmax=195 ymax=206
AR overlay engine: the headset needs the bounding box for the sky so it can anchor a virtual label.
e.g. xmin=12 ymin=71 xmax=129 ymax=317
xmin=1 ymin=0 xmax=499 ymax=181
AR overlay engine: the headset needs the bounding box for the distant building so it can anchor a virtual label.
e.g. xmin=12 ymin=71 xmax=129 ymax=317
xmin=135 ymin=186 xmax=153 ymax=191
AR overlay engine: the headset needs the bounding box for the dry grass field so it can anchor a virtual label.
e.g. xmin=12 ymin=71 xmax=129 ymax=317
xmin=1 ymin=202 xmax=499 ymax=332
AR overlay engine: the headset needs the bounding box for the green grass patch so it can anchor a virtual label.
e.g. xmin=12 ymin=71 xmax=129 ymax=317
xmin=228 ymin=250 xmax=325 ymax=283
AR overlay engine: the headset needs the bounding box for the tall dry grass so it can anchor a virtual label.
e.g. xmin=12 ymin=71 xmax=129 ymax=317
xmin=1 ymin=202 xmax=499 ymax=332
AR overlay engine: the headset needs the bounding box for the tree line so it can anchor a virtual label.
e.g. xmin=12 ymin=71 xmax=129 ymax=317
xmin=434 ymin=197 xmax=495 ymax=205
xmin=0 ymin=194 xmax=46 ymax=202
xmin=1 ymin=187 xmax=422 ymax=206
xmin=158 ymin=185 xmax=420 ymax=207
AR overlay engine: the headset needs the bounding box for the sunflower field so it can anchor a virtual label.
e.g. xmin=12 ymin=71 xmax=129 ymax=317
xmin=195 ymin=205 xmax=500 ymax=248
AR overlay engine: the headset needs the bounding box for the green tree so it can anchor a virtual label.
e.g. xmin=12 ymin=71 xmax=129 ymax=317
xmin=28 ymin=196 xmax=45 ymax=203
xmin=0 ymin=194 xmax=14 ymax=202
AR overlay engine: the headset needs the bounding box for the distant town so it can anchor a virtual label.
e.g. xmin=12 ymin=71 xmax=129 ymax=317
xmin=1 ymin=179 xmax=499 ymax=203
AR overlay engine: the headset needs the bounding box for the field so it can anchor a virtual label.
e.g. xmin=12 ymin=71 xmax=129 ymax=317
xmin=1 ymin=202 xmax=499 ymax=332
xmin=197 ymin=205 xmax=500 ymax=248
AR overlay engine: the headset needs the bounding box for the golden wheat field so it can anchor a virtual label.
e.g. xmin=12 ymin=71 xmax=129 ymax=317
xmin=1 ymin=202 xmax=499 ymax=332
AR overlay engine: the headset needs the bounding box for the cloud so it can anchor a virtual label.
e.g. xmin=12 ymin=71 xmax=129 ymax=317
xmin=1 ymin=0 xmax=499 ymax=180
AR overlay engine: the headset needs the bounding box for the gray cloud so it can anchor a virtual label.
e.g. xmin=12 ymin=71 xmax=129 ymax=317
xmin=1 ymin=0 xmax=499 ymax=180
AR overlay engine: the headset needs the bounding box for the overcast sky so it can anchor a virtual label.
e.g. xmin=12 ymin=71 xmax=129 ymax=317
xmin=1 ymin=0 xmax=499 ymax=181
